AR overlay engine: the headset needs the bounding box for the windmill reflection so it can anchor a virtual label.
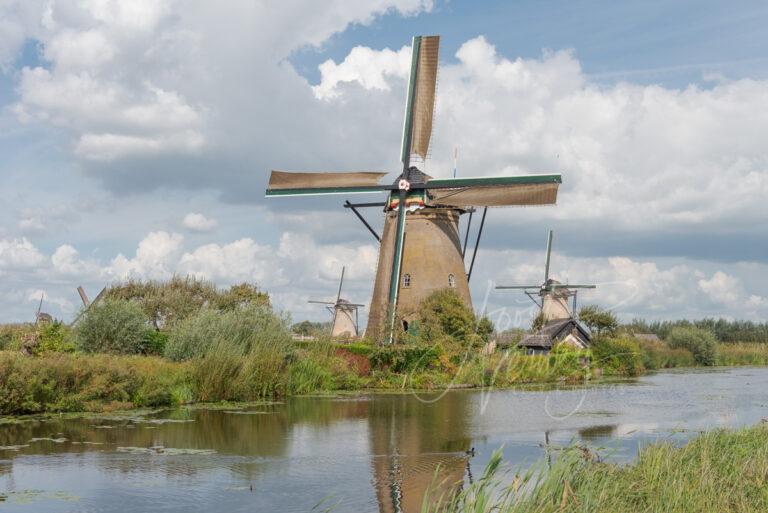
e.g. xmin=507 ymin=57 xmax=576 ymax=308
xmin=367 ymin=392 xmax=473 ymax=513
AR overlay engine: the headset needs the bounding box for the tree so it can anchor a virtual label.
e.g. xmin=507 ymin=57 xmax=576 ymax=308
xmin=578 ymin=305 xmax=618 ymax=336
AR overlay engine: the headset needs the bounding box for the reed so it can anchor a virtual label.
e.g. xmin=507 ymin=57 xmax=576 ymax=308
xmin=424 ymin=424 xmax=768 ymax=513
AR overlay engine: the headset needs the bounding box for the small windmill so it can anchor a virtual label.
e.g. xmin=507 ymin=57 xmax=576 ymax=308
xmin=308 ymin=267 xmax=365 ymax=338
xmin=496 ymin=230 xmax=595 ymax=322
xmin=267 ymin=35 xmax=562 ymax=342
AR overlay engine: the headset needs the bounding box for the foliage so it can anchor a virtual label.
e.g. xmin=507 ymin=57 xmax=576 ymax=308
xmin=165 ymin=304 xmax=291 ymax=362
xmin=717 ymin=342 xmax=768 ymax=366
xmin=666 ymin=326 xmax=718 ymax=366
xmin=591 ymin=336 xmax=644 ymax=376
xmin=578 ymin=305 xmax=618 ymax=336
xmin=36 ymin=321 xmax=76 ymax=354
xmin=369 ymin=345 xmax=443 ymax=373
xmin=77 ymin=300 xmax=151 ymax=355
xmin=422 ymin=424 xmax=768 ymax=513
xmin=104 ymin=277 xmax=270 ymax=330
xmin=635 ymin=335 xmax=695 ymax=370
xmin=530 ymin=311 xmax=546 ymax=332
xmin=0 ymin=351 xmax=190 ymax=414
xmin=291 ymin=320 xmax=332 ymax=337
xmin=626 ymin=317 xmax=768 ymax=344
xmin=416 ymin=289 xmax=476 ymax=343
xmin=184 ymin=305 xmax=293 ymax=401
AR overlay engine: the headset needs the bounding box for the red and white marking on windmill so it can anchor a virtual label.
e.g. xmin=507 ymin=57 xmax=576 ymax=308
xmin=398 ymin=179 xmax=411 ymax=191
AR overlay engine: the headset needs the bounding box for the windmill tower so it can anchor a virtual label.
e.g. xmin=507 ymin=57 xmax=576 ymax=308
xmin=308 ymin=267 xmax=364 ymax=338
xmin=267 ymin=35 xmax=562 ymax=342
xmin=496 ymin=230 xmax=596 ymax=322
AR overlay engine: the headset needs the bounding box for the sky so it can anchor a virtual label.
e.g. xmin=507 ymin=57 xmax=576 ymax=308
xmin=1 ymin=0 xmax=767 ymax=328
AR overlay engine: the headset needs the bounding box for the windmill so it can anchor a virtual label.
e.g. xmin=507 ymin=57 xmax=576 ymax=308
xmin=308 ymin=267 xmax=364 ymax=338
xmin=266 ymin=35 xmax=562 ymax=342
xmin=496 ymin=230 xmax=595 ymax=322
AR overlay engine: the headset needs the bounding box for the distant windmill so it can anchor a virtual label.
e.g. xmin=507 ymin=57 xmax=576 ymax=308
xmin=308 ymin=267 xmax=365 ymax=338
xmin=267 ymin=35 xmax=562 ymax=342
xmin=496 ymin=230 xmax=596 ymax=322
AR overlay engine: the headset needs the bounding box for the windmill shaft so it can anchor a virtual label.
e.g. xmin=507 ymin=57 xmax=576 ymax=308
xmin=386 ymin=190 xmax=408 ymax=343
xmin=337 ymin=266 xmax=345 ymax=303
xmin=544 ymin=230 xmax=553 ymax=283
xmin=467 ymin=207 xmax=487 ymax=282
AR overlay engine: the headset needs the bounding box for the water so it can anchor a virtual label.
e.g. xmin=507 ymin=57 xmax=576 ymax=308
xmin=1 ymin=367 xmax=767 ymax=512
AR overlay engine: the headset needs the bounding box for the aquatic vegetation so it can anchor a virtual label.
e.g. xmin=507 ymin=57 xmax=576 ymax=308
xmin=423 ymin=424 xmax=768 ymax=513
xmin=116 ymin=446 xmax=216 ymax=455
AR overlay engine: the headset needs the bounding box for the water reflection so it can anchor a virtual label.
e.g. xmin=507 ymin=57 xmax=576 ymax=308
xmin=1 ymin=367 xmax=768 ymax=513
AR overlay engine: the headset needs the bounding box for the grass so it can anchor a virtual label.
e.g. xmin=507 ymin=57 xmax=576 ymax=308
xmin=424 ymin=424 xmax=768 ymax=513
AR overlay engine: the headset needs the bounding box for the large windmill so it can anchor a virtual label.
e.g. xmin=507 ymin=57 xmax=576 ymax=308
xmin=496 ymin=230 xmax=595 ymax=322
xmin=266 ymin=35 xmax=562 ymax=342
xmin=308 ymin=267 xmax=364 ymax=338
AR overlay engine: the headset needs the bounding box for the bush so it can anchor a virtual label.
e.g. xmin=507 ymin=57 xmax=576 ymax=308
xmin=77 ymin=300 xmax=151 ymax=354
xmin=579 ymin=305 xmax=619 ymax=336
xmin=369 ymin=345 xmax=443 ymax=373
xmin=179 ymin=305 xmax=293 ymax=401
xmin=0 ymin=351 xmax=189 ymax=414
xmin=591 ymin=336 xmax=644 ymax=376
xmin=166 ymin=304 xmax=291 ymax=361
xmin=105 ymin=277 xmax=270 ymax=330
xmin=666 ymin=326 xmax=718 ymax=366
xmin=415 ymin=289 xmax=489 ymax=347
xmin=37 ymin=321 xmax=76 ymax=354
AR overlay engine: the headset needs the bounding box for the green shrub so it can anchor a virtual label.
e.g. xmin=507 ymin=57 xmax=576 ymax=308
xmin=369 ymin=345 xmax=442 ymax=373
xmin=0 ymin=351 xmax=189 ymax=414
xmin=38 ymin=321 xmax=76 ymax=354
xmin=287 ymin=358 xmax=335 ymax=394
xmin=666 ymin=326 xmax=718 ymax=366
xmin=591 ymin=336 xmax=644 ymax=376
xmin=183 ymin=305 xmax=293 ymax=401
xmin=415 ymin=289 xmax=485 ymax=346
xmin=143 ymin=330 xmax=168 ymax=355
xmin=105 ymin=277 xmax=270 ymax=330
xmin=579 ymin=305 xmax=619 ymax=336
xmin=77 ymin=300 xmax=151 ymax=354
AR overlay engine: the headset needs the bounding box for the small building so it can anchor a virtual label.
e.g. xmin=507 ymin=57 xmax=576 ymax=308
xmin=518 ymin=318 xmax=592 ymax=355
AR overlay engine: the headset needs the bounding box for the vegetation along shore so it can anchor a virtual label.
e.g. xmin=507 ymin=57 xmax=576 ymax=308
xmin=422 ymin=423 xmax=768 ymax=513
xmin=2 ymin=277 xmax=768 ymax=416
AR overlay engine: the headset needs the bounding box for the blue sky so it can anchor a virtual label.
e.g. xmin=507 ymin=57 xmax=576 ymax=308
xmin=1 ymin=0 xmax=767 ymax=325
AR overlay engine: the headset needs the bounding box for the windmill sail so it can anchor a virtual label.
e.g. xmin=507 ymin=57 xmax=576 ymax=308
xmin=266 ymin=170 xmax=388 ymax=196
xmin=409 ymin=35 xmax=439 ymax=161
xmin=427 ymin=174 xmax=561 ymax=208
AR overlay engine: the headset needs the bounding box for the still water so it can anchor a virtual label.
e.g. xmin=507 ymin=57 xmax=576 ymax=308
xmin=1 ymin=367 xmax=767 ymax=512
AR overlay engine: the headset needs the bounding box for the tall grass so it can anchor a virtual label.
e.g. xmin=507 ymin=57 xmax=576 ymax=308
xmin=424 ymin=424 xmax=768 ymax=513
xmin=0 ymin=351 xmax=190 ymax=414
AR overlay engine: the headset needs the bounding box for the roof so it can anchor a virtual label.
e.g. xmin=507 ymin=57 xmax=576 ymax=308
xmin=518 ymin=318 xmax=591 ymax=349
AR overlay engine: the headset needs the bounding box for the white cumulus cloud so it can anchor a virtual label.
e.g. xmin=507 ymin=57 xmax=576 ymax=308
xmin=182 ymin=212 xmax=217 ymax=232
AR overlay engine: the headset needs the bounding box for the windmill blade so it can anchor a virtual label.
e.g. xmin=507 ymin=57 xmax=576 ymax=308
xmin=549 ymin=284 xmax=597 ymax=289
xmin=336 ymin=266 xmax=345 ymax=304
xmin=308 ymin=300 xmax=335 ymax=305
xmin=495 ymin=285 xmax=542 ymax=290
xmin=401 ymin=35 xmax=440 ymax=164
xmin=266 ymin=170 xmax=389 ymax=197
xmin=544 ymin=230 xmax=553 ymax=283
xmin=426 ymin=174 xmax=561 ymax=208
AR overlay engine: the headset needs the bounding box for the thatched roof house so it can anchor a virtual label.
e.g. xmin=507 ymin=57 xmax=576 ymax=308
xmin=518 ymin=318 xmax=591 ymax=355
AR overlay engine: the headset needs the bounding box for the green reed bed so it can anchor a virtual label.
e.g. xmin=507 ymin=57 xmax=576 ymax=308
xmin=424 ymin=424 xmax=768 ymax=513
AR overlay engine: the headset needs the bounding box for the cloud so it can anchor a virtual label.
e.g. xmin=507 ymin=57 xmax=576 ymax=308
xmin=106 ymin=231 xmax=184 ymax=280
xmin=0 ymin=237 xmax=46 ymax=269
xmin=182 ymin=212 xmax=217 ymax=232
xmin=698 ymin=271 xmax=743 ymax=306
xmin=313 ymin=44 xmax=411 ymax=99
xmin=178 ymin=238 xmax=282 ymax=284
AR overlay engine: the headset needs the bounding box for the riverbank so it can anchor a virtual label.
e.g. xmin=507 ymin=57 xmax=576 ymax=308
xmin=2 ymin=340 xmax=768 ymax=416
xmin=429 ymin=423 xmax=768 ymax=513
